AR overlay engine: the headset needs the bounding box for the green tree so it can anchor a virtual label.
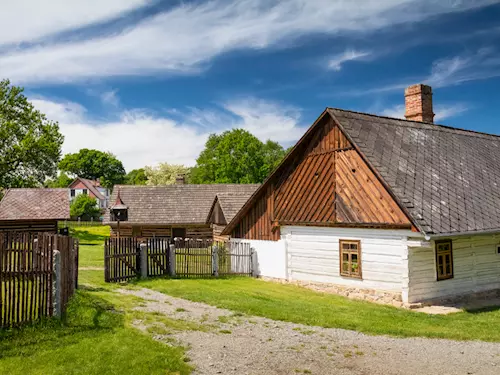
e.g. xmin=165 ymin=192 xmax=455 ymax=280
xmin=0 ymin=79 xmax=64 ymax=188
xmin=124 ymin=168 xmax=148 ymax=185
xmin=70 ymin=194 xmax=101 ymax=220
xmin=59 ymin=149 xmax=125 ymax=189
xmin=144 ymin=163 xmax=191 ymax=185
xmin=44 ymin=172 xmax=73 ymax=188
xmin=191 ymin=129 xmax=286 ymax=184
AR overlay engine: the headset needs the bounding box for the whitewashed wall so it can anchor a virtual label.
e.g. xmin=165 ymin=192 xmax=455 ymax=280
xmin=230 ymin=239 xmax=287 ymax=279
xmin=282 ymin=226 xmax=412 ymax=293
xmin=408 ymin=234 xmax=500 ymax=303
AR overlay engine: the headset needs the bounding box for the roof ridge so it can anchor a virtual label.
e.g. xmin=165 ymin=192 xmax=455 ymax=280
xmin=329 ymin=107 xmax=500 ymax=140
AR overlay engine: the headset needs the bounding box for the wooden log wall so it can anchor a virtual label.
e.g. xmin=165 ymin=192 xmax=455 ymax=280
xmin=110 ymin=224 xmax=213 ymax=240
xmin=0 ymin=220 xmax=58 ymax=234
xmin=230 ymin=115 xmax=411 ymax=240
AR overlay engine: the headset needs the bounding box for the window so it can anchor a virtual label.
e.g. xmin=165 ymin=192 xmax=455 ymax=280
xmin=436 ymin=240 xmax=453 ymax=281
xmin=70 ymin=189 xmax=75 ymax=197
xmin=172 ymin=227 xmax=186 ymax=239
xmin=339 ymin=240 xmax=362 ymax=278
xmin=82 ymin=189 xmax=88 ymax=195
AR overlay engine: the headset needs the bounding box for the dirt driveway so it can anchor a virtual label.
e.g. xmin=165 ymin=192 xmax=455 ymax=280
xmin=120 ymin=288 xmax=500 ymax=375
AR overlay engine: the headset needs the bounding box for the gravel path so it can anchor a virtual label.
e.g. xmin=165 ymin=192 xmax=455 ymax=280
xmin=119 ymin=288 xmax=500 ymax=375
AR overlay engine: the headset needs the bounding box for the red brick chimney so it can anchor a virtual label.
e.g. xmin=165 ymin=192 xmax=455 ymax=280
xmin=404 ymin=84 xmax=434 ymax=123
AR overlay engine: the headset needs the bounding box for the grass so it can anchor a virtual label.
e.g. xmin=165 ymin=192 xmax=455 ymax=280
xmin=0 ymin=226 xmax=193 ymax=375
xmin=139 ymin=277 xmax=500 ymax=342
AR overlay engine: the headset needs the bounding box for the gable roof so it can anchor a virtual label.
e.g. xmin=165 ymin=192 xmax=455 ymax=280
xmin=69 ymin=177 xmax=106 ymax=200
xmin=104 ymin=184 xmax=260 ymax=225
xmin=207 ymin=189 xmax=259 ymax=224
xmin=223 ymin=108 xmax=500 ymax=237
xmin=0 ymin=188 xmax=70 ymax=221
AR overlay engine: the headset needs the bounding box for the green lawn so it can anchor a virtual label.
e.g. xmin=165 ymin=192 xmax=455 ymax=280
xmin=0 ymin=226 xmax=192 ymax=375
xmin=138 ymin=277 xmax=500 ymax=342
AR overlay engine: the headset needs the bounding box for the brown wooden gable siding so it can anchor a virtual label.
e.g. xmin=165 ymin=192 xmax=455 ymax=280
xmin=0 ymin=220 xmax=58 ymax=233
xmin=110 ymin=224 xmax=213 ymax=239
xmin=230 ymin=114 xmax=411 ymax=240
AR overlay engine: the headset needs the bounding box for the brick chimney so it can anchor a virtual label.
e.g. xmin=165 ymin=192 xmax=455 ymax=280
xmin=175 ymin=174 xmax=186 ymax=185
xmin=404 ymin=84 xmax=434 ymax=123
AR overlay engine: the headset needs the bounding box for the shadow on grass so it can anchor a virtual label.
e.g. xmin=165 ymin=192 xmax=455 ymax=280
xmin=0 ymin=291 xmax=123 ymax=359
xmin=71 ymin=229 xmax=108 ymax=244
xmin=464 ymin=305 xmax=500 ymax=314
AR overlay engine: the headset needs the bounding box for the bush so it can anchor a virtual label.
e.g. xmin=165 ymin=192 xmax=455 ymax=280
xmin=70 ymin=194 xmax=100 ymax=220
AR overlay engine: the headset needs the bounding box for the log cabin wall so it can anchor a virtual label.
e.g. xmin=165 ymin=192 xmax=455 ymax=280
xmin=110 ymin=224 xmax=213 ymax=239
xmin=0 ymin=220 xmax=58 ymax=233
xmin=231 ymin=114 xmax=411 ymax=240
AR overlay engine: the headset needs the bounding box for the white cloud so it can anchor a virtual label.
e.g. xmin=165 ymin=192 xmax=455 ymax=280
xmin=380 ymin=103 xmax=469 ymax=122
xmin=31 ymin=96 xmax=305 ymax=170
xmin=327 ymin=49 xmax=371 ymax=71
xmin=0 ymin=0 xmax=150 ymax=46
xmin=0 ymin=0 xmax=497 ymax=84
xmin=100 ymin=90 xmax=120 ymax=107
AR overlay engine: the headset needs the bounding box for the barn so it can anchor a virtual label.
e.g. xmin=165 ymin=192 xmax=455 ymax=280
xmin=104 ymin=184 xmax=259 ymax=239
xmin=0 ymin=188 xmax=70 ymax=233
xmin=222 ymin=84 xmax=500 ymax=305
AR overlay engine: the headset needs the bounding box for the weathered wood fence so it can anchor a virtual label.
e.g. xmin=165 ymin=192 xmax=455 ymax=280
xmin=104 ymin=238 xmax=253 ymax=282
xmin=0 ymin=232 xmax=79 ymax=328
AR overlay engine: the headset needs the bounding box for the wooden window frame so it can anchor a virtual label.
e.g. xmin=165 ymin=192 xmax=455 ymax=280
xmin=339 ymin=239 xmax=362 ymax=279
xmin=435 ymin=240 xmax=454 ymax=281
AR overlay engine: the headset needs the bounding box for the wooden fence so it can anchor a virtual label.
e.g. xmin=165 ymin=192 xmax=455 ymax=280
xmin=104 ymin=238 xmax=253 ymax=282
xmin=58 ymin=220 xmax=103 ymax=229
xmin=0 ymin=232 xmax=79 ymax=328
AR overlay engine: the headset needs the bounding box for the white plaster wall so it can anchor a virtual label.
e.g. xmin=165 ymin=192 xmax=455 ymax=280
xmin=282 ymin=226 xmax=412 ymax=293
xmin=408 ymin=234 xmax=500 ymax=303
xmin=230 ymin=239 xmax=287 ymax=279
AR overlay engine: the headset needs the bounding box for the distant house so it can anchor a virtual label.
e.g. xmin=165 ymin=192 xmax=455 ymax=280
xmin=207 ymin=191 xmax=259 ymax=241
xmin=0 ymin=188 xmax=70 ymax=233
xmin=104 ymin=183 xmax=259 ymax=239
xmin=223 ymin=84 xmax=500 ymax=305
xmin=68 ymin=177 xmax=109 ymax=210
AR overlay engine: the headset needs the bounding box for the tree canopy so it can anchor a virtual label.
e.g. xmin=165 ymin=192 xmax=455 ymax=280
xmin=0 ymin=79 xmax=64 ymax=188
xmin=44 ymin=172 xmax=73 ymax=188
xmin=190 ymin=129 xmax=286 ymax=184
xmin=144 ymin=163 xmax=191 ymax=185
xmin=59 ymin=149 xmax=126 ymax=189
xmin=70 ymin=194 xmax=101 ymax=220
xmin=125 ymin=168 xmax=148 ymax=185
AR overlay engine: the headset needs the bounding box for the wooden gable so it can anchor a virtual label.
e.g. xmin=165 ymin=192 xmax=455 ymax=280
xmin=229 ymin=113 xmax=411 ymax=240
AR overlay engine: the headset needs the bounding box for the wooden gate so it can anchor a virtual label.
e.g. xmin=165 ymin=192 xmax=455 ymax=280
xmin=146 ymin=237 xmax=170 ymax=277
xmin=104 ymin=237 xmax=139 ymax=282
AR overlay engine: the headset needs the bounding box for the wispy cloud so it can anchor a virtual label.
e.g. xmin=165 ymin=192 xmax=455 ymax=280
xmin=31 ymin=96 xmax=305 ymax=170
xmin=0 ymin=0 xmax=150 ymax=46
xmin=100 ymin=90 xmax=120 ymax=107
xmin=380 ymin=103 xmax=469 ymax=122
xmin=0 ymin=0 xmax=497 ymax=84
xmin=327 ymin=49 xmax=371 ymax=71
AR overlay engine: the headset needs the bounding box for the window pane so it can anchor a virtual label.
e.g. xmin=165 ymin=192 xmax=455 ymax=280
xmin=342 ymin=262 xmax=349 ymax=272
xmin=343 ymin=253 xmax=349 ymax=262
xmin=350 ymin=243 xmax=358 ymax=250
xmin=342 ymin=243 xmax=350 ymax=250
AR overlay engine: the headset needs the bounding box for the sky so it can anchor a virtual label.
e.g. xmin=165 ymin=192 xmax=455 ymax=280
xmin=2 ymin=0 xmax=500 ymax=172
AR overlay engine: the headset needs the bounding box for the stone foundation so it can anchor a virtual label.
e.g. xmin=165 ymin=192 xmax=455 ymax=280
xmin=260 ymin=277 xmax=404 ymax=307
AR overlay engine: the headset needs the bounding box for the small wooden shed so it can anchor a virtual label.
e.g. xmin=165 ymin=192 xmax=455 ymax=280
xmin=0 ymin=188 xmax=71 ymax=233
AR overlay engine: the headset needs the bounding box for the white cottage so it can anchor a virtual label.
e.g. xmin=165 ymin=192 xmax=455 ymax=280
xmin=222 ymin=84 xmax=500 ymax=305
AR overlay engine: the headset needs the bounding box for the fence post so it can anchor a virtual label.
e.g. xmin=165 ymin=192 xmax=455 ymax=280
xmin=251 ymin=248 xmax=258 ymax=278
xmin=212 ymin=245 xmax=219 ymax=277
xmin=140 ymin=242 xmax=148 ymax=279
xmin=52 ymin=250 xmax=62 ymax=318
xmin=169 ymin=243 xmax=176 ymax=276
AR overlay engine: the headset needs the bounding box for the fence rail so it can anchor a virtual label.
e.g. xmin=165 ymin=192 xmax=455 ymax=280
xmin=0 ymin=232 xmax=79 ymax=328
xmin=104 ymin=237 xmax=253 ymax=282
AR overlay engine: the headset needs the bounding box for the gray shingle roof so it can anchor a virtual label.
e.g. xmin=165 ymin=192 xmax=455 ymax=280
xmin=104 ymin=184 xmax=260 ymax=225
xmin=329 ymin=108 xmax=500 ymax=235
xmin=213 ymin=191 xmax=259 ymax=223
xmin=0 ymin=188 xmax=70 ymax=221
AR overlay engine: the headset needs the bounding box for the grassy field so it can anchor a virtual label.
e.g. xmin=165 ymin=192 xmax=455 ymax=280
xmin=0 ymin=226 xmax=192 ymax=375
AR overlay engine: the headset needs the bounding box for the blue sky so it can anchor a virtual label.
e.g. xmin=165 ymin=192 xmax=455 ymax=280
xmin=2 ymin=0 xmax=500 ymax=171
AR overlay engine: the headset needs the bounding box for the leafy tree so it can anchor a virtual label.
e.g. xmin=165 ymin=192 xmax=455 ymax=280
xmin=190 ymin=129 xmax=286 ymax=184
xmin=70 ymin=194 xmax=101 ymax=220
xmin=0 ymin=79 xmax=64 ymax=188
xmin=124 ymin=168 xmax=148 ymax=185
xmin=59 ymin=149 xmax=125 ymax=189
xmin=44 ymin=172 xmax=73 ymax=188
xmin=144 ymin=163 xmax=191 ymax=185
